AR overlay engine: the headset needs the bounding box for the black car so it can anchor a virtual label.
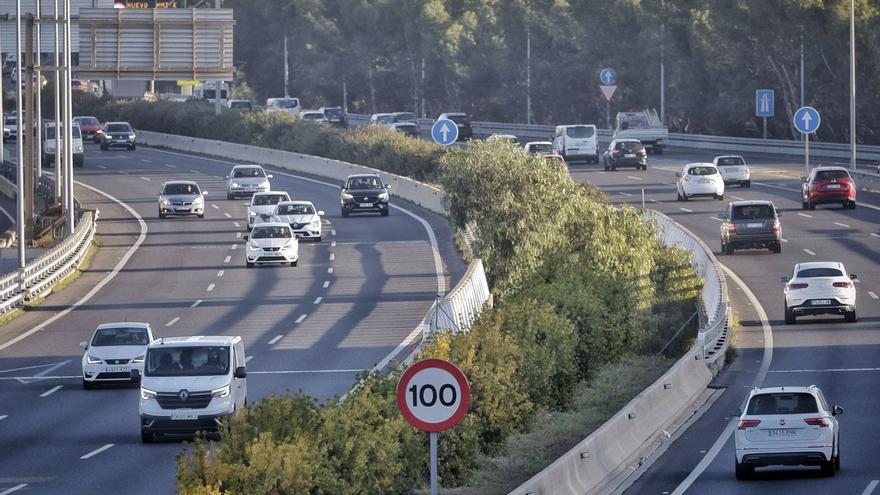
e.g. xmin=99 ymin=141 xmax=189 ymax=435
xmin=437 ymin=112 xmax=473 ymax=141
xmin=100 ymin=121 xmax=136 ymax=151
xmin=320 ymin=106 xmax=348 ymax=128
xmin=391 ymin=122 xmax=420 ymax=138
xmin=719 ymin=200 xmax=782 ymax=255
xmin=340 ymin=174 xmax=390 ymax=217
xmin=603 ymin=139 xmax=647 ymax=171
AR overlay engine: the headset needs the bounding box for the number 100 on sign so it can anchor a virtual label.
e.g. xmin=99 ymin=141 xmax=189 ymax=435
xmin=396 ymin=358 xmax=470 ymax=432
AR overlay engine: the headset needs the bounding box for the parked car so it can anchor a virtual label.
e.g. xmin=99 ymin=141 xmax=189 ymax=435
xmin=801 ymin=166 xmax=857 ymax=210
xmin=437 ymin=112 xmax=473 ymax=141
xmin=487 ymin=133 xmax=519 ymax=145
xmin=390 ymin=122 xmax=420 ymax=137
xmin=100 ymin=121 xmax=136 ymax=151
xmin=370 ymin=113 xmax=396 ymax=128
xmin=80 ymin=322 xmax=155 ymax=389
xmin=553 ymin=124 xmax=599 ymax=163
xmin=299 ymin=110 xmax=328 ymax=124
xmin=783 ymin=261 xmax=857 ymax=324
xmin=158 ymin=180 xmax=207 ymax=219
xmin=138 ymin=335 xmax=247 ymax=442
xmin=340 ymin=173 xmax=390 ymax=217
xmin=226 ymin=164 xmax=272 ymax=199
xmin=245 ymin=223 xmax=299 ymax=268
xmin=226 ymin=99 xmax=253 ymax=111
xmin=733 ymin=385 xmax=842 ymax=479
xmin=676 ymin=163 xmax=724 ymax=201
xmin=246 ymin=191 xmax=291 ymax=229
xmin=73 ymin=116 xmax=103 ymax=143
xmin=273 ymin=200 xmax=324 ymax=242
xmin=320 ymin=106 xmax=347 ymax=128
xmin=523 ymin=141 xmax=554 ymax=157
xmin=42 ymin=122 xmax=85 ymax=168
xmin=719 ymin=200 xmax=781 ymax=255
xmin=714 ymin=155 xmax=751 ymax=188
xmin=265 ymin=97 xmax=301 ymax=115
xmin=603 ymin=139 xmax=647 ymax=171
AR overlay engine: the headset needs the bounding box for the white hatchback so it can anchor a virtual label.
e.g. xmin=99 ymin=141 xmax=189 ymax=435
xmin=676 ymin=162 xmax=724 ymax=201
xmin=783 ymin=261 xmax=857 ymax=324
xmin=80 ymin=323 xmax=155 ymax=389
xmin=714 ymin=155 xmax=751 ymax=188
xmin=245 ymin=222 xmax=299 ymax=267
xmin=734 ymin=385 xmax=842 ymax=479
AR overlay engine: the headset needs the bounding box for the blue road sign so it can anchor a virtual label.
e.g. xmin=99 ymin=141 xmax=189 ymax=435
xmin=793 ymin=106 xmax=821 ymax=134
xmin=599 ymin=68 xmax=617 ymax=85
xmin=755 ymin=89 xmax=774 ymax=117
xmin=432 ymin=119 xmax=459 ymax=146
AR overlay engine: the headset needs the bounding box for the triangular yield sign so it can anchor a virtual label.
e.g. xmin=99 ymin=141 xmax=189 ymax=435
xmin=600 ymin=85 xmax=617 ymax=102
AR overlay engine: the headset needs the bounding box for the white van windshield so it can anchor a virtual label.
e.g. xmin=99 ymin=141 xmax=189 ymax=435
xmin=145 ymin=346 xmax=230 ymax=377
xmin=565 ymin=126 xmax=595 ymax=139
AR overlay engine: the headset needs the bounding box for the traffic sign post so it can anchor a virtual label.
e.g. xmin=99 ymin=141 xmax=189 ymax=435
xmin=599 ymin=69 xmax=617 ymax=130
xmin=397 ymin=359 xmax=470 ymax=495
xmin=793 ymin=106 xmax=821 ymax=176
xmin=431 ymin=119 xmax=459 ymax=146
xmin=600 ymin=68 xmax=617 ymax=85
xmin=755 ymin=89 xmax=774 ymax=139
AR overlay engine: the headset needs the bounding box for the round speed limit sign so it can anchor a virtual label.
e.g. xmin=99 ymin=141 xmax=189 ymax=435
xmin=396 ymin=358 xmax=470 ymax=432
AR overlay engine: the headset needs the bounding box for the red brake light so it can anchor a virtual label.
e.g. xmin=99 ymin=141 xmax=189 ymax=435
xmin=683 ymin=175 xmax=691 ymax=181
xmin=804 ymin=417 xmax=829 ymax=427
xmin=727 ymin=225 xmax=736 ymax=234
xmin=789 ymin=283 xmax=809 ymax=289
xmin=771 ymin=220 xmax=780 ymax=234
xmin=612 ymin=150 xmax=623 ymax=156
xmin=833 ymin=281 xmax=851 ymax=288
xmin=738 ymin=419 xmax=761 ymax=429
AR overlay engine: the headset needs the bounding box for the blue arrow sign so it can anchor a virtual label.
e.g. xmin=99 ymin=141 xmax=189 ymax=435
xmin=599 ymin=68 xmax=617 ymax=85
xmin=755 ymin=89 xmax=774 ymax=118
xmin=793 ymin=106 xmax=820 ymax=134
xmin=431 ymin=118 xmax=459 ymax=146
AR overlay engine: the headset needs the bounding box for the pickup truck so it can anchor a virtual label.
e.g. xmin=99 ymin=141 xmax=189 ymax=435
xmin=612 ymin=109 xmax=668 ymax=154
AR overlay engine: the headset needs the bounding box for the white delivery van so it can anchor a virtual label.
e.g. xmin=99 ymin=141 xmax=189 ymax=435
xmin=553 ymin=124 xmax=599 ymax=163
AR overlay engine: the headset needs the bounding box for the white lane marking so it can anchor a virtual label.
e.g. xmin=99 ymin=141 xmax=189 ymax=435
xmin=118 ymin=171 xmax=129 ymax=175
xmin=627 ymin=176 xmax=643 ymax=181
xmin=770 ymin=367 xmax=880 ymax=373
xmin=214 ymin=176 xmax=225 ymax=180
xmin=165 ymin=164 xmax=176 ymax=168
xmin=753 ymin=181 xmax=880 ymax=212
xmin=96 ymin=165 xmax=107 ymax=169
xmin=329 ymin=253 xmax=335 ymax=261
xmin=679 ymin=207 xmax=693 ymax=213
xmin=798 ymin=212 xmax=812 ymax=218
xmin=671 ymin=264 xmax=773 ymax=495
xmin=868 ymin=291 xmax=879 ymax=300
xmin=331 ymin=229 xmax=336 ymax=236
xmin=80 ymin=444 xmax=114 ymax=460
xmin=295 ymin=314 xmax=307 ymax=324
xmin=223 ymin=256 xmax=231 ymax=263
xmin=140 ymin=159 xmax=153 ymax=163
xmin=834 ymin=222 xmax=851 ymax=228
xmin=164 ymin=317 xmax=180 ymax=327
xmin=206 ymin=284 xmax=215 ymax=292
xmin=327 ymin=267 xmax=333 ymax=274
xmin=224 ymin=212 xmax=231 ymax=218
xmin=245 ymin=355 xmax=253 ymax=363
xmin=233 ymin=222 xmax=240 ymax=228
xmin=322 ymin=281 xmax=330 ymax=289
xmin=710 ymin=216 xmax=722 ymax=222
xmin=0 ymin=177 xmax=148 ymax=352
xmin=323 ymin=219 xmax=332 ymax=225
xmin=191 ymin=299 xmax=203 ymax=308
xmin=781 ymin=238 xmax=788 ymax=243
xmin=139 ymin=176 xmax=150 ymax=181
xmin=217 ymin=270 xmax=224 ymax=277
xmin=872 ymin=233 xmax=880 ymax=239
xmin=730 ymin=195 xmax=745 ymax=201
xmin=313 ymin=297 xmax=322 ymax=305
xmin=619 ymin=191 xmax=633 ymax=197
xmin=596 ymin=170 xmax=607 ymax=175
xmin=803 ymin=249 xmax=816 ymax=256
xmin=330 ymin=240 xmax=336 ymax=247
xmin=0 ymin=375 xmax=79 ymax=381
xmin=211 ymin=204 xmax=219 ymax=210
xmin=0 ymin=415 xmax=7 ymax=421
xmin=0 ymin=362 xmax=69 ymax=374
xmin=268 ymin=335 xmax=283 ymax=345
xmin=249 ymin=369 xmax=367 ymax=375
xmin=190 ymin=169 xmax=200 ymax=174
xmin=40 ymin=385 xmax=63 ymax=397
xmin=0 ymin=484 xmax=28 ymax=495
xmin=236 ymin=232 xmax=242 ymax=238
xmin=231 ymin=244 xmax=238 ymax=250
xmin=861 ymin=480 xmax=879 ymax=495
xmin=649 ymin=199 xmax=660 ymax=204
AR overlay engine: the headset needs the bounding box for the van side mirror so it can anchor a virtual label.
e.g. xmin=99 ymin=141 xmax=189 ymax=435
xmin=339 ymin=185 xmax=345 ymax=190
xmin=832 ymin=405 xmax=844 ymax=416
xmin=79 ymin=341 xmax=88 ymax=350
xmin=800 ymin=177 xmax=807 ymax=182
xmin=318 ymin=210 xmax=325 ymax=216
xmin=130 ymin=369 xmax=141 ymax=381
xmin=242 ymin=235 xmax=248 ymax=241
xmin=234 ymin=366 xmax=247 ymax=379
xmin=225 ymin=175 xmax=229 ymax=179
xmin=385 ymin=184 xmax=391 ymax=189
xmin=202 ymin=191 xmax=208 ymax=196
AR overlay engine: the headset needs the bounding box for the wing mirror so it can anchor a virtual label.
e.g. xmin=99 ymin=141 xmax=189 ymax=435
xmin=385 ymin=184 xmax=391 ymax=189
xmin=79 ymin=341 xmax=88 ymax=350
xmin=780 ymin=276 xmax=790 ymax=283
xmin=224 ymin=175 xmax=230 ymax=179
xmin=318 ymin=210 xmax=325 ymax=216
xmin=675 ymin=172 xmax=682 ymax=178
xmin=234 ymin=366 xmax=247 ymax=379
xmin=800 ymin=176 xmax=807 ymax=182
xmin=242 ymin=235 xmax=249 ymax=241
xmin=849 ymin=274 xmax=858 ymax=280
xmin=832 ymin=405 xmax=844 ymax=416
xmin=730 ymin=407 xmax=743 ymax=417
xmin=242 ymin=202 xmax=250 ymax=207
xmin=267 ymin=174 xmax=274 ymax=179
xmin=202 ymin=191 xmax=208 ymax=196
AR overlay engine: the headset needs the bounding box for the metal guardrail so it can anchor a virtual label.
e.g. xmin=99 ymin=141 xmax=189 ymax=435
xmin=427 ymin=259 xmax=491 ymax=335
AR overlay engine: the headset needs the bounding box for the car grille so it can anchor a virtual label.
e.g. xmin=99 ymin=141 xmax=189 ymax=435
xmin=95 ymin=372 xmax=132 ymax=380
xmin=263 ymin=247 xmax=280 ymax=252
xmin=290 ymin=222 xmax=303 ymax=229
xmin=357 ymin=195 xmax=379 ymax=202
xmin=257 ymin=255 xmax=287 ymax=262
xmin=156 ymin=391 xmax=212 ymax=409
xmin=172 ymin=201 xmax=192 ymax=206
xmin=105 ymin=359 xmax=130 ymax=365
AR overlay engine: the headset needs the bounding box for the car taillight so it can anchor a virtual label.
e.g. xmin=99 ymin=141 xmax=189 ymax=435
xmin=833 ymin=281 xmax=851 ymax=288
xmin=738 ymin=419 xmax=761 ymax=429
xmin=638 ymin=150 xmax=646 ymax=156
xmin=683 ymin=175 xmax=691 ymax=181
xmin=771 ymin=220 xmax=780 ymax=234
xmin=804 ymin=418 xmax=829 ymax=427
xmin=727 ymin=225 xmax=736 ymax=234
xmin=612 ymin=150 xmax=623 ymax=157
xmin=789 ymin=283 xmax=809 ymax=289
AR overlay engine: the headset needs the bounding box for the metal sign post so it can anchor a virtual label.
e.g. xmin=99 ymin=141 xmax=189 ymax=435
xmin=793 ymin=106 xmax=821 ymax=177
xmin=755 ymin=89 xmax=774 ymax=140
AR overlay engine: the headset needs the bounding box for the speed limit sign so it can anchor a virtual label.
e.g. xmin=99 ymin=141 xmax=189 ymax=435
xmin=396 ymin=358 xmax=470 ymax=432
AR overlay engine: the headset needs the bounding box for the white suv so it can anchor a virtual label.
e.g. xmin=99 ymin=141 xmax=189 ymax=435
xmin=714 ymin=155 xmax=751 ymax=188
xmin=734 ymin=386 xmax=842 ymax=479
xmin=137 ymin=336 xmax=247 ymax=443
xmin=80 ymin=322 xmax=154 ymax=389
xmin=783 ymin=261 xmax=857 ymax=324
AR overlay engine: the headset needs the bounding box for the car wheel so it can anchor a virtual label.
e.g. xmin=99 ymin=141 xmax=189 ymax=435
xmin=129 ymin=144 xmax=136 ymax=151
xmin=821 ymin=456 xmax=837 ymax=477
xmin=198 ymin=214 xmax=204 ymax=219
xmin=141 ymin=430 xmax=154 ymax=444
xmin=724 ymin=244 xmax=734 ymax=256
xmin=802 ymin=198 xmax=809 ymax=210
xmin=315 ymin=236 xmax=322 ymax=243
xmin=845 ymin=309 xmax=857 ymax=323
xmin=341 ymin=208 xmax=349 ymax=218
xmin=642 ymin=165 xmax=647 ymax=171
xmin=743 ymin=181 xmax=751 ymax=188
xmin=715 ymin=194 xmax=724 ymax=201
xmin=290 ymin=260 xmax=297 ymax=267
xmin=610 ymin=166 xmax=616 ymax=171
xmin=849 ymin=201 xmax=857 ymax=210
xmin=82 ymin=379 xmax=94 ymax=390
xmin=834 ymin=449 xmax=840 ymax=471
xmin=158 ymin=211 xmax=165 ymax=219
xmin=246 ymin=261 xmax=254 ymax=268
xmin=603 ymin=163 xmax=609 ymax=171
xmin=381 ymin=209 xmax=389 ymax=217
xmin=227 ymin=193 xmax=233 ymax=200
xmin=735 ymin=460 xmax=753 ymax=480
xmin=772 ymin=242 xmax=782 ymax=254
xmin=676 ymin=190 xmax=682 ymax=201
xmin=785 ymin=306 xmax=796 ymax=325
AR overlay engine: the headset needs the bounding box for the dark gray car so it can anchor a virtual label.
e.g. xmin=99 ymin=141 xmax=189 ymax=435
xmin=719 ymin=200 xmax=782 ymax=255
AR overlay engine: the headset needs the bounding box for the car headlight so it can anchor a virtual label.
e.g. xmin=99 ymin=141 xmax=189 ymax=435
xmin=310 ymin=219 xmax=321 ymax=227
xmin=248 ymin=240 xmax=260 ymax=250
xmin=86 ymin=354 xmax=102 ymax=364
xmin=249 ymin=210 xmax=256 ymax=217
xmin=342 ymin=193 xmax=353 ymax=200
xmin=193 ymin=196 xmax=204 ymax=205
xmin=160 ymin=198 xmax=171 ymax=206
xmin=231 ymin=182 xmax=240 ymax=188
xmin=379 ymin=192 xmax=389 ymax=201
xmin=128 ymin=134 xmax=136 ymax=139
xmin=261 ymin=182 xmax=270 ymax=189
xmin=132 ymin=354 xmax=145 ymax=363
xmin=282 ymin=240 xmax=296 ymax=250
xmin=140 ymin=388 xmax=157 ymax=400
xmin=211 ymin=385 xmax=230 ymax=398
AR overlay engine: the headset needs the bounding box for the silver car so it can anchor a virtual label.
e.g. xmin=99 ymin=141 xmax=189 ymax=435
xmin=158 ymin=181 xmax=207 ymax=219
xmin=226 ymin=165 xmax=272 ymax=199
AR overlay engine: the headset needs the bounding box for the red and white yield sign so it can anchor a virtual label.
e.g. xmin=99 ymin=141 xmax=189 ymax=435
xmin=396 ymin=358 xmax=470 ymax=432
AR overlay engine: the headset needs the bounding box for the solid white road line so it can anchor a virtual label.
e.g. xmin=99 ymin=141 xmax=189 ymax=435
xmin=730 ymin=195 xmax=745 ymax=201
xmin=868 ymin=291 xmax=879 ymax=300
xmin=0 ymin=177 xmax=148 ymax=352
xmin=627 ymin=176 xmax=643 ymax=181
xmin=871 ymin=233 xmax=880 ymax=239
xmin=619 ymin=191 xmax=633 ymax=196
xmin=0 ymin=484 xmax=27 ymax=495
xmin=139 ymin=176 xmax=150 ymax=181
xmin=295 ymin=314 xmax=307 ymax=324
xmin=268 ymin=335 xmax=283 ymax=345
xmin=323 ymin=281 xmax=330 ymax=289
xmin=0 ymin=415 xmax=7 ymax=421
xmin=834 ymin=222 xmax=851 ymax=228
xmin=679 ymin=207 xmax=693 ymax=213
xmin=329 ymin=253 xmax=335 ymax=261
xmin=803 ymin=249 xmax=816 ymax=256
xmin=191 ymin=300 xmax=203 ymax=308
xmin=164 ymin=317 xmax=180 ymax=327
xmin=313 ymin=297 xmax=322 ymax=305
xmin=80 ymin=444 xmax=114 ymax=460
xmin=769 ymin=367 xmax=880 ymax=373
xmin=224 ymin=212 xmax=231 ymax=218
xmin=206 ymin=284 xmax=215 ymax=292
xmin=40 ymin=385 xmax=63 ymax=397
xmin=862 ymin=480 xmax=879 ymax=495
xmin=96 ymin=165 xmax=107 ymax=169
xmin=211 ymin=204 xmax=219 ymax=210
xmin=217 ymin=270 xmax=224 ymax=277
xmin=798 ymin=212 xmax=812 ymax=218
xmin=224 ymin=256 xmax=231 ymax=263
xmin=165 ymin=164 xmax=176 ymax=168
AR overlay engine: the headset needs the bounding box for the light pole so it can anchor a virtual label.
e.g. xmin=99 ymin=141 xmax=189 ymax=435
xmin=660 ymin=0 xmax=665 ymax=123
xmin=849 ymin=0 xmax=856 ymax=170
xmin=15 ymin=0 xmax=25 ymax=268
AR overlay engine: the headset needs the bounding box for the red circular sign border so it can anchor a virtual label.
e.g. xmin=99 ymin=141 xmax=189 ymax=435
xmin=396 ymin=358 xmax=470 ymax=432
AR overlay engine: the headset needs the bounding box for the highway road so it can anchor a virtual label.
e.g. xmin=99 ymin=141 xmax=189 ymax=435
xmin=0 ymin=143 xmax=465 ymax=494
xmin=574 ymin=149 xmax=880 ymax=494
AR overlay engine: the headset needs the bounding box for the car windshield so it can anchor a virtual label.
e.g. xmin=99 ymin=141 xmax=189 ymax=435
xmin=91 ymin=327 xmax=149 ymax=346
xmin=731 ymin=204 xmax=774 ymax=220
xmin=251 ymin=226 xmax=292 ymax=239
xmin=145 ymin=346 xmax=230 ymax=377
xmin=796 ymin=267 xmax=844 ymax=278
xmin=45 ymin=126 xmax=82 ymax=140
xmin=746 ymin=393 xmax=818 ymax=415
xmin=394 ymin=113 xmax=416 ymax=121
xmin=616 ymin=141 xmax=642 ymax=151
xmin=374 ymin=115 xmax=394 ymax=124
xmin=566 ymin=126 xmax=595 ymax=139
xmin=230 ymin=101 xmax=251 ymax=109
xmin=346 ymin=177 xmax=382 ymax=189
xmin=717 ymin=157 xmax=745 ymax=166
xmin=687 ymin=166 xmax=717 ymax=176
xmin=528 ymin=143 xmax=553 ymax=154
xmin=77 ymin=117 xmax=100 ymax=126
xmin=814 ymin=170 xmax=850 ymax=181
xmin=619 ymin=114 xmax=649 ymax=129
xmin=277 ymin=203 xmax=315 ymax=215
xmin=446 ymin=114 xmax=469 ymax=125
xmin=253 ymin=194 xmax=287 ymax=206
xmin=276 ymin=99 xmax=298 ymax=108
xmin=233 ymin=168 xmax=266 ymax=178
xmin=164 ymin=183 xmax=200 ymax=195
xmin=105 ymin=123 xmax=132 ymax=133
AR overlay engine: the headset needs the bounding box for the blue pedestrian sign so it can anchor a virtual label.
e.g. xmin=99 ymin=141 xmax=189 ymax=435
xmin=755 ymin=89 xmax=774 ymax=117
xmin=599 ymin=68 xmax=617 ymax=85
xmin=431 ymin=119 xmax=459 ymax=146
xmin=793 ymin=106 xmax=821 ymax=134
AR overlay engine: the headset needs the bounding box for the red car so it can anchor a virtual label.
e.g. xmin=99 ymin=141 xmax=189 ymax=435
xmin=73 ymin=116 xmax=103 ymax=143
xmin=801 ymin=166 xmax=856 ymax=210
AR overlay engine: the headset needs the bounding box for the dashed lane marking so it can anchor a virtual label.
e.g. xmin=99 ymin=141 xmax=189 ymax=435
xmin=313 ymin=297 xmax=322 ymax=305
xmin=139 ymin=176 xmax=150 ymax=181
xmin=190 ymin=169 xmax=200 ymax=174
xmin=118 ymin=171 xmax=129 ymax=175
xmin=619 ymin=192 xmax=633 ymax=196
xmin=679 ymin=207 xmax=693 ymax=213
xmin=295 ymin=314 xmax=307 ymax=324
xmin=211 ymin=204 xmax=219 ymax=210
xmin=0 ymin=415 xmax=7 ymax=421
xmin=236 ymin=232 xmax=242 ymax=238
xmin=233 ymin=222 xmax=240 ymax=228
xmin=224 ymin=212 xmax=231 ymax=218
xmin=80 ymin=444 xmax=114 ymax=460
xmin=323 ymin=281 xmax=330 ymax=289
xmin=834 ymin=222 xmax=851 ymax=228
xmin=140 ymin=159 xmax=152 ymax=163
xmin=224 ymin=256 xmax=231 ymax=263
xmin=165 ymin=164 xmax=177 ymax=168
xmin=649 ymin=199 xmax=660 ymax=203
xmin=40 ymin=385 xmax=62 ymax=397
xmin=206 ymin=284 xmax=215 ymax=292
xmin=770 ymin=367 xmax=880 ymax=374
xmin=627 ymin=176 xmax=643 ymax=181
xmin=730 ymin=195 xmax=745 ymax=201
xmin=164 ymin=317 xmax=180 ymax=327
xmin=781 ymin=238 xmax=788 ymax=243
xmin=798 ymin=213 xmax=812 ymax=218
xmin=330 ymin=241 xmax=336 ymax=247
xmin=231 ymin=244 xmax=238 ymax=250
xmin=217 ymin=270 xmax=224 ymax=277
xmin=872 ymin=233 xmax=880 ymax=239
xmin=861 ymin=480 xmax=879 ymax=495
xmin=803 ymin=249 xmax=816 ymax=256
xmin=0 ymin=484 xmax=27 ymax=495
xmin=868 ymin=291 xmax=879 ymax=300
xmin=329 ymin=253 xmax=335 ymax=261
xmin=191 ymin=300 xmax=203 ymax=308
xmin=245 ymin=356 xmax=253 ymax=363
xmin=710 ymin=216 xmax=722 ymax=222
xmin=268 ymin=335 xmax=283 ymax=345
xmin=97 ymin=165 xmax=107 ymax=169
xmin=331 ymin=229 xmax=336 ymax=236
xmin=327 ymin=267 xmax=333 ymax=274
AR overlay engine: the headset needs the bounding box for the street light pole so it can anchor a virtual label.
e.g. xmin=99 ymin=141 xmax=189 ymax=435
xmin=660 ymin=0 xmax=665 ymax=123
xmin=54 ymin=0 xmax=61 ymax=204
xmin=15 ymin=0 xmax=25 ymax=268
xmin=35 ymin=0 xmax=42 ymax=179
xmin=64 ymin=0 xmax=74 ymax=233
xmin=849 ymin=0 xmax=856 ymax=170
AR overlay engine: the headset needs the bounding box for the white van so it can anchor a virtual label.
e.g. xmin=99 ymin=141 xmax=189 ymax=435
xmin=553 ymin=124 xmax=599 ymax=163
xmin=137 ymin=335 xmax=247 ymax=443
xmin=265 ymin=97 xmax=301 ymax=115
xmin=43 ymin=122 xmax=84 ymax=168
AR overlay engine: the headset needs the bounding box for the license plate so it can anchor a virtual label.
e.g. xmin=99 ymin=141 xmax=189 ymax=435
xmin=107 ymin=366 xmax=130 ymax=373
xmin=826 ymin=184 xmax=841 ymax=189
xmin=359 ymin=202 xmax=373 ymax=208
xmin=768 ymin=429 xmax=797 ymax=437
xmin=811 ymin=299 xmax=832 ymax=305
xmin=625 ymin=154 xmax=636 ymax=158
xmin=174 ymin=208 xmax=190 ymax=212
xmin=746 ymin=223 xmax=763 ymax=228
xmin=171 ymin=412 xmax=198 ymax=420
